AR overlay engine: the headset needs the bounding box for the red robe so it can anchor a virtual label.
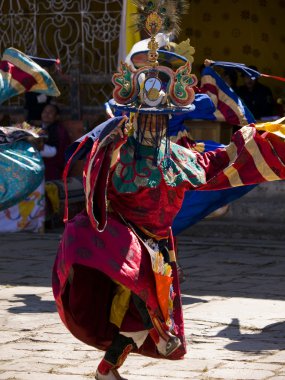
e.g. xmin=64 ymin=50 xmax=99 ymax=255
xmin=53 ymin=118 xmax=285 ymax=360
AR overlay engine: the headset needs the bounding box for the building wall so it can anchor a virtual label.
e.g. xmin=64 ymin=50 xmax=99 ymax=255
xmin=1 ymin=0 xmax=285 ymax=111
xmin=180 ymin=0 xmax=285 ymax=99
xmin=0 ymin=0 xmax=122 ymax=110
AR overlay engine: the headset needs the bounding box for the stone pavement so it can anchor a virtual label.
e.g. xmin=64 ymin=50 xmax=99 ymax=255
xmin=0 ymin=225 xmax=285 ymax=380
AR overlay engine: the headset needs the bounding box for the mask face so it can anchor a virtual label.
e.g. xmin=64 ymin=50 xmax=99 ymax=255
xmin=143 ymin=77 xmax=164 ymax=106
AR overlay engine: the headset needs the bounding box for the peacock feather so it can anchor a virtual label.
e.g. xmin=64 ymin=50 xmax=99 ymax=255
xmin=132 ymin=0 xmax=189 ymax=37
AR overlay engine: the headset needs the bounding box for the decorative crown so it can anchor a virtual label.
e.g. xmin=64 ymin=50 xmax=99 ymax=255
xmin=170 ymin=39 xmax=195 ymax=64
xmin=112 ymin=0 xmax=197 ymax=112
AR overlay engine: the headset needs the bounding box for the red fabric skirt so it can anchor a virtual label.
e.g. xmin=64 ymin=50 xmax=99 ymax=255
xmin=52 ymin=211 xmax=186 ymax=359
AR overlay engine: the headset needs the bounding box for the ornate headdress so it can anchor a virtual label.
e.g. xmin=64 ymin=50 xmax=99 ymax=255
xmin=112 ymin=0 xmax=197 ymax=114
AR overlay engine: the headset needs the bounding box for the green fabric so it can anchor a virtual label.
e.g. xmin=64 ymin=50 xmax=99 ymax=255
xmin=112 ymin=137 xmax=206 ymax=194
xmin=0 ymin=141 xmax=44 ymax=211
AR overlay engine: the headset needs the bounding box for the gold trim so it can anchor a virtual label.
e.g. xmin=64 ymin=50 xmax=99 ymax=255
xmin=169 ymin=250 xmax=176 ymax=263
xmin=139 ymin=226 xmax=169 ymax=241
xmin=226 ymin=142 xmax=238 ymax=164
xmin=1 ymin=72 xmax=26 ymax=94
xmin=203 ymin=75 xmax=249 ymax=126
xmin=223 ymin=165 xmax=244 ymax=187
xmin=3 ymin=55 xmax=49 ymax=92
xmin=246 ymin=137 xmax=281 ymax=181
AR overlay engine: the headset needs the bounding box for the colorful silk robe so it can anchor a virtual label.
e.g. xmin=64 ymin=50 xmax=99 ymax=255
xmin=169 ymin=112 xmax=255 ymax=235
xmin=0 ymin=139 xmax=44 ymax=211
xmin=53 ymin=116 xmax=285 ymax=361
xmin=109 ymin=66 xmax=257 ymax=235
xmin=168 ymin=67 xmax=257 ymax=234
xmin=0 ymin=47 xmax=60 ymax=211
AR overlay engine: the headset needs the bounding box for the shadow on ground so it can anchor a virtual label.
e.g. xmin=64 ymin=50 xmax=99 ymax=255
xmin=216 ymin=318 xmax=285 ymax=352
xmin=1 ymin=231 xmax=285 ymax=319
xmin=7 ymin=294 xmax=56 ymax=314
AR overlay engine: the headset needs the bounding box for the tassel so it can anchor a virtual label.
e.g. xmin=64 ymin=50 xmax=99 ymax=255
xmin=205 ymin=59 xmax=285 ymax=83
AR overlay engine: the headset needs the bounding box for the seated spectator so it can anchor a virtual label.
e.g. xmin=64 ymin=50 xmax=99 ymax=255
xmin=24 ymin=56 xmax=59 ymax=125
xmin=38 ymin=103 xmax=71 ymax=181
xmin=237 ymin=65 xmax=275 ymax=120
xmin=222 ymin=68 xmax=238 ymax=92
xmin=25 ymin=91 xmax=52 ymax=125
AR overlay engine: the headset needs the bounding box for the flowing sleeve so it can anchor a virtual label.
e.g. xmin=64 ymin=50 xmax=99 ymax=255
xmin=63 ymin=116 xmax=128 ymax=231
xmin=195 ymin=121 xmax=285 ymax=191
xmin=200 ymin=66 xmax=255 ymax=126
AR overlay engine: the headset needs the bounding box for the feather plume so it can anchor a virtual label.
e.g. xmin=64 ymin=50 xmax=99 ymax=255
xmin=132 ymin=0 xmax=189 ymax=37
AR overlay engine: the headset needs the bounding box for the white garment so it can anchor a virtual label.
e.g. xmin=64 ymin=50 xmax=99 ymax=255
xmin=125 ymin=33 xmax=170 ymax=69
xmin=120 ymin=330 xmax=148 ymax=348
xmin=40 ymin=144 xmax=57 ymax=157
xmin=0 ymin=182 xmax=45 ymax=233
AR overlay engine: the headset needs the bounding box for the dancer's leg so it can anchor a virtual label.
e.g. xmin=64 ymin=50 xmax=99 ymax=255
xmin=96 ymin=333 xmax=134 ymax=380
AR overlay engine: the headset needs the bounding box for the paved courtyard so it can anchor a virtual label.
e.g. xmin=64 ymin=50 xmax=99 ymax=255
xmin=0 ymin=219 xmax=284 ymax=380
